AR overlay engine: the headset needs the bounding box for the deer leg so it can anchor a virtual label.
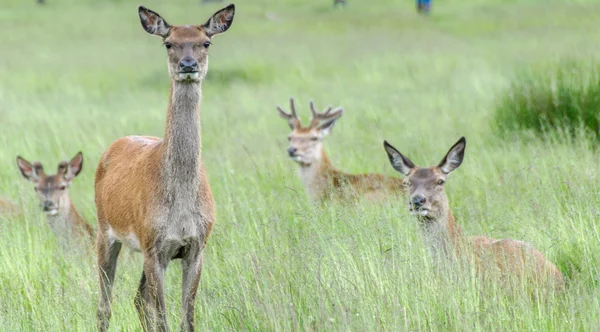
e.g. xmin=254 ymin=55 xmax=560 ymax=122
xmin=180 ymin=246 xmax=204 ymax=332
xmin=97 ymin=231 xmax=122 ymax=332
xmin=135 ymin=253 xmax=169 ymax=332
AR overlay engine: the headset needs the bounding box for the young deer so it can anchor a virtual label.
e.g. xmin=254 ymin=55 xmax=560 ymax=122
xmin=383 ymin=137 xmax=564 ymax=291
xmin=16 ymin=152 xmax=94 ymax=245
xmin=94 ymin=5 xmax=235 ymax=331
xmin=0 ymin=197 xmax=20 ymax=215
xmin=278 ymin=98 xmax=404 ymax=202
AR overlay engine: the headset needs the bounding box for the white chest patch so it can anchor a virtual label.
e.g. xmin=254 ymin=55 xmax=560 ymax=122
xmin=107 ymin=227 xmax=142 ymax=252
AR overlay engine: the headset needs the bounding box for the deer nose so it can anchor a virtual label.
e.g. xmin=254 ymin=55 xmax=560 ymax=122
xmin=411 ymin=195 xmax=426 ymax=208
xmin=287 ymin=147 xmax=297 ymax=156
xmin=179 ymin=57 xmax=198 ymax=72
xmin=42 ymin=201 xmax=54 ymax=211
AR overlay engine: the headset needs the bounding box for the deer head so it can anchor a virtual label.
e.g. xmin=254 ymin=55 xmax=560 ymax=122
xmin=277 ymin=98 xmax=343 ymax=166
xmin=383 ymin=137 xmax=466 ymax=220
xmin=17 ymin=152 xmax=83 ymax=216
xmin=138 ymin=4 xmax=235 ymax=82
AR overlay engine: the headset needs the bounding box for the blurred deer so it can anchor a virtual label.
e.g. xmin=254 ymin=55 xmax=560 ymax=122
xmin=17 ymin=152 xmax=94 ymax=245
xmin=278 ymin=98 xmax=404 ymax=202
xmin=383 ymin=137 xmax=564 ymax=291
xmin=0 ymin=197 xmax=20 ymax=215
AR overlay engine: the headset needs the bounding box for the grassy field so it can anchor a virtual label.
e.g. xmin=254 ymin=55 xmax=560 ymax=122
xmin=1 ymin=0 xmax=600 ymax=330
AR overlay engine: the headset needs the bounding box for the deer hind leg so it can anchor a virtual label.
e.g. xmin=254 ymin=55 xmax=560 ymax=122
xmin=97 ymin=231 xmax=122 ymax=332
xmin=135 ymin=253 xmax=169 ymax=332
xmin=180 ymin=245 xmax=204 ymax=332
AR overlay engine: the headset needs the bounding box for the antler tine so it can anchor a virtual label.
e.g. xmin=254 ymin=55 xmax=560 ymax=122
xmin=309 ymin=100 xmax=340 ymax=128
xmin=289 ymin=97 xmax=298 ymax=118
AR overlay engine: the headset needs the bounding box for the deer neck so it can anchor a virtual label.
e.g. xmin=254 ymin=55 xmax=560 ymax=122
xmin=298 ymin=145 xmax=335 ymax=200
xmin=46 ymin=195 xmax=81 ymax=234
xmin=162 ymin=81 xmax=203 ymax=203
xmin=418 ymin=203 xmax=463 ymax=259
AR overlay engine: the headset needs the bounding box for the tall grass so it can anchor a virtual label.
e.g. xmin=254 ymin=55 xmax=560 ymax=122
xmin=1 ymin=0 xmax=600 ymax=331
xmin=493 ymin=61 xmax=600 ymax=141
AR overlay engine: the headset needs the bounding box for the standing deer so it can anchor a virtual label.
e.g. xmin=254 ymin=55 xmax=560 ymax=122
xmin=16 ymin=152 xmax=94 ymax=245
xmin=383 ymin=137 xmax=564 ymax=291
xmin=277 ymin=98 xmax=404 ymax=202
xmin=94 ymin=4 xmax=235 ymax=331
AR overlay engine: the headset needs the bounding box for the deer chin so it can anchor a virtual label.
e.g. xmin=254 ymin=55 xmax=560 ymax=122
xmin=410 ymin=208 xmax=430 ymax=217
xmin=45 ymin=209 xmax=59 ymax=216
xmin=289 ymin=155 xmax=308 ymax=165
xmin=178 ymin=72 xmax=200 ymax=81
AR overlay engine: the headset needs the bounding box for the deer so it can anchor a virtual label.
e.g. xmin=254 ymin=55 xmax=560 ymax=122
xmin=383 ymin=137 xmax=565 ymax=291
xmin=277 ymin=98 xmax=404 ymax=203
xmin=16 ymin=152 xmax=94 ymax=245
xmin=93 ymin=4 xmax=235 ymax=332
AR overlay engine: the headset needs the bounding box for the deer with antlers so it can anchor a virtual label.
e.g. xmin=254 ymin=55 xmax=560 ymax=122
xmin=16 ymin=152 xmax=94 ymax=245
xmin=94 ymin=4 xmax=235 ymax=331
xmin=383 ymin=137 xmax=564 ymax=291
xmin=277 ymin=98 xmax=404 ymax=203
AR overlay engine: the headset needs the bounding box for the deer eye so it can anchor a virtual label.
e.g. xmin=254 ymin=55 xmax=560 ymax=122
xmin=437 ymin=179 xmax=445 ymax=185
xmin=287 ymin=137 xmax=292 ymax=141
xmin=310 ymin=137 xmax=318 ymax=141
xmin=59 ymin=185 xmax=67 ymax=190
xmin=203 ymin=41 xmax=211 ymax=49
xmin=164 ymin=42 xmax=172 ymax=50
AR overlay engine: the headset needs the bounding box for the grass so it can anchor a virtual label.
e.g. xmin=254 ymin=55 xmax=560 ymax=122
xmin=1 ymin=0 xmax=600 ymax=330
xmin=493 ymin=60 xmax=600 ymax=141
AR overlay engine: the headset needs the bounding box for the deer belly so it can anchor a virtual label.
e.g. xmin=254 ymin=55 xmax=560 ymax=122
xmin=107 ymin=227 xmax=142 ymax=252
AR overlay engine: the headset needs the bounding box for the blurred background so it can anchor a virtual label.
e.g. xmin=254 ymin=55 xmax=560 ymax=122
xmin=1 ymin=0 xmax=600 ymax=330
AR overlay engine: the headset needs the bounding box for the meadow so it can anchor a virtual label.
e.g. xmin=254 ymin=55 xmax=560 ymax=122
xmin=1 ymin=0 xmax=600 ymax=330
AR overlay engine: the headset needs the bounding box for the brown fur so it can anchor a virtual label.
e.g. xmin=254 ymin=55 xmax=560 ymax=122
xmin=278 ymin=98 xmax=404 ymax=203
xmin=0 ymin=197 xmax=20 ymax=215
xmin=16 ymin=153 xmax=94 ymax=246
xmin=384 ymin=137 xmax=564 ymax=291
xmin=94 ymin=5 xmax=234 ymax=332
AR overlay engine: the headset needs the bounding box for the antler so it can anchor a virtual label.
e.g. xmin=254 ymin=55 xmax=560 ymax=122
xmin=308 ymin=100 xmax=343 ymax=128
xmin=277 ymin=97 xmax=301 ymax=129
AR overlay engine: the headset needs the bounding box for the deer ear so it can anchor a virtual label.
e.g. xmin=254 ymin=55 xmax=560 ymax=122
xmin=64 ymin=152 xmax=83 ymax=181
xmin=438 ymin=137 xmax=466 ymax=174
xmin=17 ymin=156 xmax=42 ymax=183
xmin=203 ymin=4 xmax=235 ymax=37
xmin=383 ymin=141 xmax=415 ymax=176
xmin=138 ymin=6 xmax=171 ymax=37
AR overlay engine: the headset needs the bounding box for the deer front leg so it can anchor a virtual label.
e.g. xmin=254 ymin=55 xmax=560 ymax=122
xmin=97 ymin=231 xmax=122 ymax=332
xmin=180 ymin=245 xmax=204 ymax=332
xmin=135 ymin=252 xmax=169 ymax=332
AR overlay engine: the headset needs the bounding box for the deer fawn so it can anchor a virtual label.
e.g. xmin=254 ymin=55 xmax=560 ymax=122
xmin=383 ymin=137 xmax=564 ymax=291
xmin=94 ymin=5 xmax=235 ymax=331
xmin=16 ymin=152 xmax=94 ymax=245
xmin=278 ymin=98 xmax=404 ymax=202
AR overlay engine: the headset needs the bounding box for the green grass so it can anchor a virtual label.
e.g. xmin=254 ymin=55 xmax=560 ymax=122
xmin=1 ymin=0 xmax=600 ymax=330
xmin=493 ymin=60 xmax=600 ymax=142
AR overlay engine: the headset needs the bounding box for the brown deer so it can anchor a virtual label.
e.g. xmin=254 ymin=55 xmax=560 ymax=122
xmin=383 ymin=137 xmax=564 ymax=291
xmin=277 ymin=98 xmax=404 ymax=203
xmin=94 ymin=4 xmax=235 ymax=331
xmin=16 ymin=152 xmax=94 ymax=245
xmin=0 ymin=197 xmax=20 ymax=215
